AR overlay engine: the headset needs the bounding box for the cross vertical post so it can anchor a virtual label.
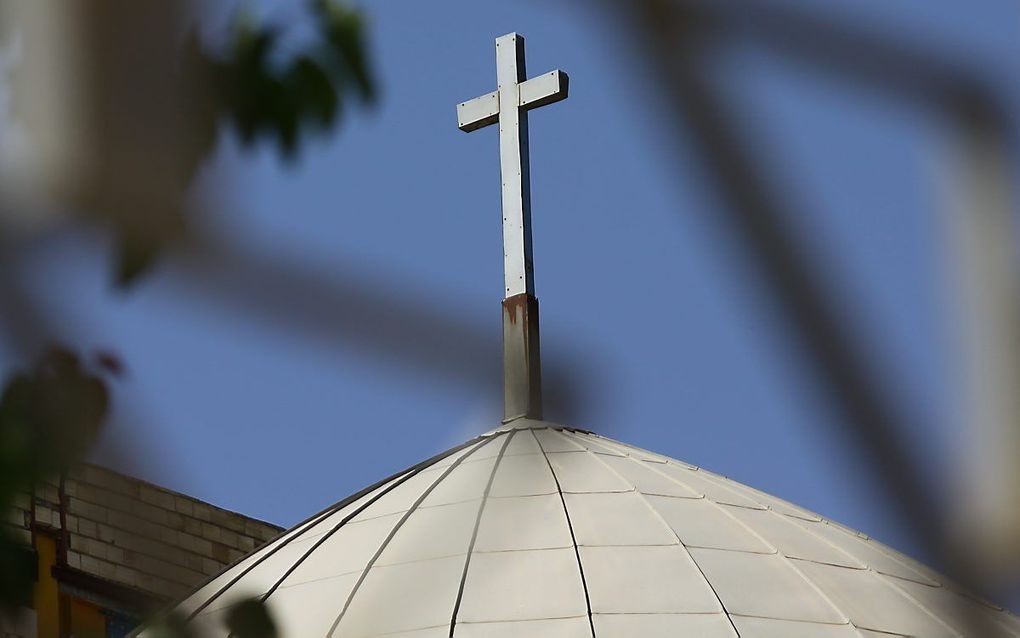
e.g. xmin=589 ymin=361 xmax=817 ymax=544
xmin=457 ymin=33 xmax=569 ymax=422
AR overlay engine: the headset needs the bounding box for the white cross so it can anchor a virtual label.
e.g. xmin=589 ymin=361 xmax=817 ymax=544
xmin=457 ymin=32 xmax=569 ymax=298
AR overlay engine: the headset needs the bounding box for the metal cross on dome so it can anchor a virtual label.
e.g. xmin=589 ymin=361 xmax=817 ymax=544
xmin=457 ymin=32 xmax=569 ymax=298
xmin=457 ymin=32 xmax=569 ymax=422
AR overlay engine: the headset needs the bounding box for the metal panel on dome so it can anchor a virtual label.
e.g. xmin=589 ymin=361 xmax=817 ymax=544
xmin=337 ymin=555 xmax=467 ymax=636
xmin=729 ymin=616 xmax=860 ymax=637
xmin=194 ymin=510 xmax=393 ymax=608
xmin=720 ymin=504 xmax=865 ymax=568
xmin=690 ymin=547 xmax=846 ymax=623
xmin=176 ymin=475 xmax=405 ymax=617
xmin=532 ymin=428 xmax=586 ymax=452
xmin=373 ymin=499 xmax=480 ymax=566
xmin=876 ymin=542 xmax=959 ymax=588
xmin=353 ymin=468 xmax=460 ymax=520
xmin=544 ymin=452 xmax=632 ymax=493
xmin=185 ymin=605 xmax=234 ymax=637
xmin=196 ymin=509 xmax=405 ymax=616
xmin=181 ymin=553 xmax=278 ymax=616
xmin=593 ymin=612 xmax=737 ymax=637
xmin=473 ymin=494 xmax=573 ymax=552
xmin=294 ymin=479 xmax=404 ymax=538
xmin=562 ymin=433 xmax=627 ymax=457
xmin=487 ymin=453 xmax=558 ymax=497
xmin=431 ymin=437 xmax=496 ymax=468
xmin=266 ymin=574 xmax=362 ymax=637
xmin=331 ymin=439 xmax=508 ymax=635
xmin=501 ymin=429 xmax=545 ymax=455
xmin=788 ymin=518 xmax=938 ymax=585
xmin=580 ymin=545 xmax=723 ymax=614
xmin=376 ymin=628 xmax=450 ymax=638
xmin=175 ymin=551 xmax=262 ymax=617
xmin=270 ymin=513 xmax=401 ymax=588
xmin=792 ymin=559 xmax=955 ymax=636
xmin=594 ymin=453 xmax=701 ymax=497
xmin=455 ymin=616 xmax=592 ymax=637
xmin=646 ymin=494 xmax=774 ymax=553
xmin=425 ymin=454 xmax=501 ymax=507
xmin=889 ymin=575 xmax=1020 ymax=637
xmin=717 ymin=479 xmax=825 ymax=521
xmin=577 ymin=433 xmax=679 ymax=465
xmin=564 ymin=492 xmax=676 ymax=546
xmin=655 ymin=463 xmax=767 ymax=509
xmin=456 ymin=547 xmax=588 ymax=622
xmin=467 ymin=435 xmax=510 ymax=460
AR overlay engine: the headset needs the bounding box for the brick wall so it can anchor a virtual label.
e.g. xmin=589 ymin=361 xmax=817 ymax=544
xmin=8 ymin=464 xmax=282 ymax=603
xmin=2 ymin=489 xmax=32 ymax=547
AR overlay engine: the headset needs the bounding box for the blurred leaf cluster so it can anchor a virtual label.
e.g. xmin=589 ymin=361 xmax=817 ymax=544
xmin=0 ymin=347 xmax=111 ymax=610
xmin=141 ymin=0 xmax=375 ymax=285
xmin=143 ymin=599 xmax=277 ymax=638
xmin=2 ymin=0 xmax=375 ymax=286
xmin=207 ymin=0 xmax=376 ymax=160
xmin=0 ymin=0 xmax=376 ymax=632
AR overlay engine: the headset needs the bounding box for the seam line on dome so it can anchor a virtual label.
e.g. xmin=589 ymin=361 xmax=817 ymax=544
xmin=535 ymin=430 xmax=597 ymax=638
xmin=326 ymin=431 xmax=506 ymax=636
xmin=762 ymin=511 xmax=966 ymax=633
xmin=861 ymin=570 xmax=968 ymax=636
xmin=725 ymin=612 xmax=854 ymax=627
xmin=565 ymin=430 xmax=860 ymax=631
xmin=555 ymin=429 xmax=741 ymax=635
xmin=182 ymin=433 xmax=494 ymax=622
xmin=448 ymin=429 xmax=517 ymax=636
xmin=256 ymin=434 xmax=495 ymax=606
xmin=602 ymin=430 xmax=973 ymax=635
xmin=602 ymin=434 xmax=952 ymax=633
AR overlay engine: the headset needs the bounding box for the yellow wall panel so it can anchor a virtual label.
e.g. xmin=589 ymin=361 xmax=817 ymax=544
xmin=32 ymin=534 xmax=60 ymax=638
xmin=70 ymin=599 xmax=106 ymax=638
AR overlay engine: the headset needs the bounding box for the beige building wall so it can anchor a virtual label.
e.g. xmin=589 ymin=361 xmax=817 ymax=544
xmin=3 ymin=463 xmax=283 ymax=637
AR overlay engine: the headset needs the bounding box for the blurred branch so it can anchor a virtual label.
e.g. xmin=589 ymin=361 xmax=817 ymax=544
xmin=632 ymin=0 xmax=1006 ymax=114
xmin=945 ymin=109 xmax=1020 ymax=582
xmin=619 ymin=0 xmax=1016 ymax=623
xmin=169 ymin=233 xmax=600 ymax=424
xmin=621 ymin=0 xmax=944 ymax=556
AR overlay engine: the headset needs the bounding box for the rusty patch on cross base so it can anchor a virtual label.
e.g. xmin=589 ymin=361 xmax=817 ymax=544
xmin=502 ymin=293 xmax=530 ymax=326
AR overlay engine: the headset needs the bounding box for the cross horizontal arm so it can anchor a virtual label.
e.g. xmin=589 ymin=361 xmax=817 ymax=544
xmin=456 ymin=70 xmax=569 ymax=132
xmin=519 ymin=70 xmax=569 ymax=112
xmin=457 ymin=91 xmax=499 ymax=132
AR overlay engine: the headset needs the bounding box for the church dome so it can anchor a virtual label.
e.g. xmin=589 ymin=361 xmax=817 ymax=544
xmin=150 ymin=421 xmax=1020 ymax=637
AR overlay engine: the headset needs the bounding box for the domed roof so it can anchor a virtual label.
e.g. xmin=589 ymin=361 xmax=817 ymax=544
xmin=150 ymin=421 xmax=1020 ymax=637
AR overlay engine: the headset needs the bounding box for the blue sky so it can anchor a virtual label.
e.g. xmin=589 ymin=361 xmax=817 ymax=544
xmin=6 ymin=0 xmax=1020 ymax=575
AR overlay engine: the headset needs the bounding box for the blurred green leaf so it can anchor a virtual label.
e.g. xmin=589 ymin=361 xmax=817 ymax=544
xmin=53 ymin=0 xmax=376 ymax=287
xmin=316 ymin=0 xmax=376 ymax=103
xmin=143 ymin=611 xmax=197 ymax=638
xmin=140 ymin=596 xmax=276 ymax=638
xmin=0 ymin=530 xmax=36 ymax=612
xmin=0 ymin=346 xmax=111 ymax=609
xmin=225 ymin=598 xmax=276 ymax=638
xmin=216 ymin=0 xmax=375 ymax=161
xmin=0 ymin=347 xmax=108 ymax=501
xmin=110 ymin=0 xmax=375 ymax=283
